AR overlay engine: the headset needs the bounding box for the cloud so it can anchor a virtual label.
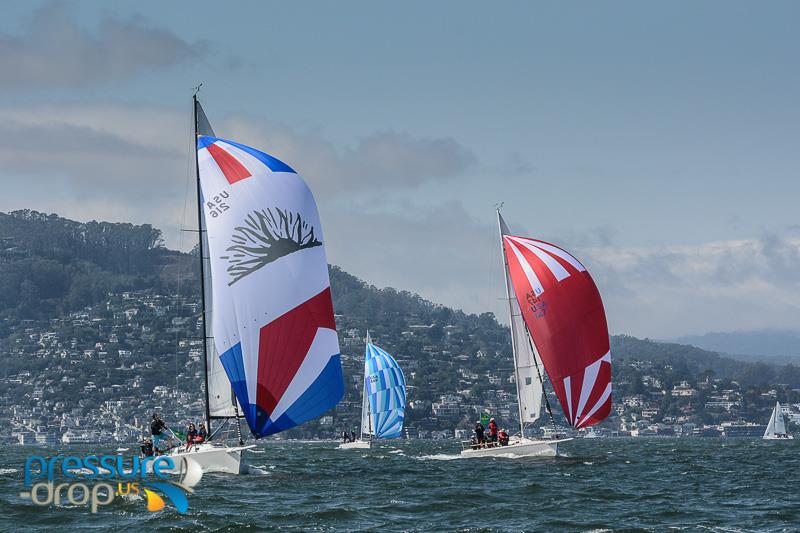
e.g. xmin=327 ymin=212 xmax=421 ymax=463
xmin=1 ymin=100 xmax=796 ymax=340
xmin=220 ymin=116 xmax=476 ymax=194
xmin=0 ymin=1 xmax=205 ymax=89
xmin=0 ymin=104 xmax=190 ymax=241
xmin=583 ymin=236 xmax=800 ymax=338
xmin=0 ymin=102 xmax=477 ymax=252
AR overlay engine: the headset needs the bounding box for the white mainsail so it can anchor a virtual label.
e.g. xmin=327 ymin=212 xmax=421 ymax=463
xmin=195 ymin=101 xmax=242 ymax=419
xmin=499 ymin=212 xmax=543 ymax=433
xmin=359 ymin=362 xmax=371 ymax=438
xmin=359 ymin=331 xmax=373 ymax=439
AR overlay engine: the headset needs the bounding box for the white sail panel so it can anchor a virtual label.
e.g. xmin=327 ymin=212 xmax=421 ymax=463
xmin=360 ymin=365 xmax=371 ymax=438
xmin=195 ymin=102 xmax=240 ymax=419
xmin=764 ymin=405 xmax=777 ymax=438
xmin=203 ymin=237 xmax=241 ymax=418
xmin=499 ymin=213 xmax=543 ymax=430
xmin=764 ymin=402 xmax=787 ymax=438
xmin=508 ymin=293 xmax=544 ymax=424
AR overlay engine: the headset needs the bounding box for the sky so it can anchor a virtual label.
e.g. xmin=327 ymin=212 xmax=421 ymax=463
xmin=0 ymin=0 xmax=798 ymax=339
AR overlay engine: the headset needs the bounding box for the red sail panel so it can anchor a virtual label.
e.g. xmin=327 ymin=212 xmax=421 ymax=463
xmin=503 ymin=235 xmax=612 ymax=428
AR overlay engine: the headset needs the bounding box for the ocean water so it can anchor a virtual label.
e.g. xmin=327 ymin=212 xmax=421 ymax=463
xmin=0 ymin=438 xmax=797 ymax=532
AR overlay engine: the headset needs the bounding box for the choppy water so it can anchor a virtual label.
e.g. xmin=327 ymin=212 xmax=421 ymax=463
xmin=0 ymin=438 xmax=798 ymax=532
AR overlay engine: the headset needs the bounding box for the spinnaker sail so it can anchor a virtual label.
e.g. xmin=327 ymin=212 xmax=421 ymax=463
xmin=502 ymin=232 xmax=611 ymax=429
xmin=364 ymin=342 xmax=406 ymax=439
xmin=196 ymin=119 xmax=344 ymax=437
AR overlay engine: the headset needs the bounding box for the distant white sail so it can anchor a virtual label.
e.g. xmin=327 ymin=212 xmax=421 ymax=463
xmin=764 ymin=402 xmax=787 ymax=438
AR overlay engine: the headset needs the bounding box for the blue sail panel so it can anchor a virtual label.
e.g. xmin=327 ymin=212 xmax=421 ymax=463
xmin=364 ymin=343 xmax=407 ymax=439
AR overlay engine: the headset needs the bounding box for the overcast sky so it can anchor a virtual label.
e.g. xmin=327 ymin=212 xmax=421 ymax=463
xmin=0 ymin=1 xmax=798 ymax=338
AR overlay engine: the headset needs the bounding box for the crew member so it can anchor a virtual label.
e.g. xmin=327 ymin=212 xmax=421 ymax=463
xmin=150 ymin=413 xmax=168 ymax=454
xmin=474 ymin=420 xmax=485 ymax=445
xmin=498 ymin=429 xmax=509 ymax=446
xmin=196 ymin=423 xmax=208 ymax=444
xmin=488 ymin=418 xmax=499 ymax=445
xmin=186 ymin=423 xmax=198 ymax=449
xmin=140 ymin=437 xmax=154 ymax=457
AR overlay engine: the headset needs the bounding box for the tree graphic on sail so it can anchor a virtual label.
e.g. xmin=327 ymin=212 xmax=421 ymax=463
xmin=221 ymin=208 xmax=322 ymax=285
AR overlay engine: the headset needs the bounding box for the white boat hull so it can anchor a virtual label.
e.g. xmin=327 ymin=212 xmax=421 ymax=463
xmin=460 ymin=437 xmax=572 ymax=458
xmin=338 ymin=439 xmax=370 ymax=450
xmin=763 ymin=435 xmax=794 ymax=440
xmin=163 ymin=443 xmax=255 ymax=474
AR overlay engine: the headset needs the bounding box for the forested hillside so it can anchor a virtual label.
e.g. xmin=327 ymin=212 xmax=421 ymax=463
xmin=0 ymin=210 xmax=189 ymax=319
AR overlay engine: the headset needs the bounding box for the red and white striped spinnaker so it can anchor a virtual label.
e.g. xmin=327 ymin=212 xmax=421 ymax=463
xmin=502 ymin=231 xmax=611 ymax=429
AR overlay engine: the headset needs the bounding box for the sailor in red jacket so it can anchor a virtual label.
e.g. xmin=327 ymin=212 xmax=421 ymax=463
xmin=488 ymin=418 xmax=499 ymax=445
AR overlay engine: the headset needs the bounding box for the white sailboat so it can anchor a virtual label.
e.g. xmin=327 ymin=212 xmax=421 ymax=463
xmin=763 ymin=402 xmax=793 ymax=440
xmin=340 ymin=333 xmax=407 ymax=449
xmin=159 ymin=92 xmax=344 ymax=472
xmin=461 ymin=208 xmax=612 ymax=458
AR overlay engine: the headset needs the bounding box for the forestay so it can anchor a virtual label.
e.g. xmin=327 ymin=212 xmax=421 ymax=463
xmin=196 ymin=131 xmax=343 ymax=437
xmin=364 ymin=343 xmax=407 ymax=439
xmin=503 ymin=235 xmax=612 ymax=429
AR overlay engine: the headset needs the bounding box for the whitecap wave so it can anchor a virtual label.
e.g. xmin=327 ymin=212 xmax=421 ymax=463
xmin=243 ymin=465 xmax=270 ymax=475
xmin=416 ymin=453 xmax=462 ymax=461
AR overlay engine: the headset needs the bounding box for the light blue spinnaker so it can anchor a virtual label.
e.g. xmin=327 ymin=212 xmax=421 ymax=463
xmin=363 ymin=340 xmax=406 ymax=439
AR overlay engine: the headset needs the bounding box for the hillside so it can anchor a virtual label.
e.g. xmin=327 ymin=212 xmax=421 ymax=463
xmin=0 ymin=210 xmax=797 ymax=442
xmin=0 ymin=210 xmax=191 ymax=320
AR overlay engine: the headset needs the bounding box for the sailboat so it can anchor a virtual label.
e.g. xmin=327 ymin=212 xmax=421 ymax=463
xmin=159 ymin=92 xmax=345 ymax=473
xmin=339 ymin=333 xmax=407 ymax=449
xmin=461 ymin=208 xmax=612 ymax=457
xmin=763 ymin=402 xmax=793 ymax=440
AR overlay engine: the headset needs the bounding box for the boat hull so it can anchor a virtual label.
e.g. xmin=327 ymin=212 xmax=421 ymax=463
xmin=460 ymin=437 xmax=572 ymax=458
xmin=163 ymin=443 xmax=255 ymax=474
xmin=763 ymin=435 xmax=794 ymax=440
xmin=338 ymin=439 xmax=370 ymax=450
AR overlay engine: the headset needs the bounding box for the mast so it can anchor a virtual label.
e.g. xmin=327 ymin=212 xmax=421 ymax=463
xmin=497 ymin=207 xmax=527 ymax=438
xmin=193 ymin=91 xmax=212 ymax=434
